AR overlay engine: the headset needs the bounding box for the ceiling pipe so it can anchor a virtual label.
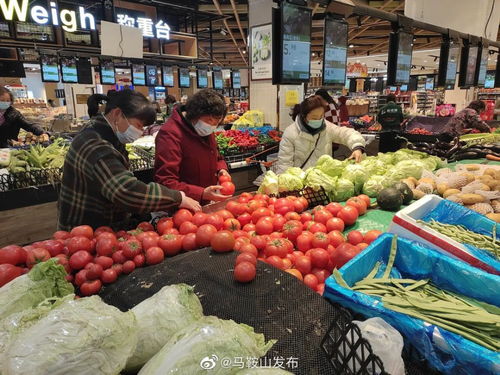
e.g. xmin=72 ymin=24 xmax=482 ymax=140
xmin=229 ymin=0 xmax=247 ymax=47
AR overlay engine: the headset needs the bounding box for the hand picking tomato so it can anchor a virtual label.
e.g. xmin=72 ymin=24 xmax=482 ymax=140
xmin=220 ymin=182 xmax=235 ymax=196
xmin=218 ymin=174 xmax=232 ymax=184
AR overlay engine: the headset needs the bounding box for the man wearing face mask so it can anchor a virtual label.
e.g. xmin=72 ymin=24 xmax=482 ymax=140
xmin=58 ymin=90 xmax=201 ymax=231
xmin=154 ymin=89 xmax=231 ymax=204
xmin=0 ymin=86 xmax=47 ymax=148
xmin=275 ymin=95 xmax=365 ymax=174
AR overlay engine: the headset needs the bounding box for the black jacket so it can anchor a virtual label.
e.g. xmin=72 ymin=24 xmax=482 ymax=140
xmin=0 ymin=107 xmax=44 ymax=147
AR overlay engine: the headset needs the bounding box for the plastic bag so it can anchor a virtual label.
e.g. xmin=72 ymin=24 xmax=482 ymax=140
xmin=233 ymin=110 xmax=265 ymax=128
xmin=353 ymin=317 xmax=405 ymax=375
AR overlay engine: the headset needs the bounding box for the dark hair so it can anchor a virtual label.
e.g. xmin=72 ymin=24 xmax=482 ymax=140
xmin=0 ymin=86 xmax=14 ymax=102
xmin=467 ymin=100 xmax=486 ymax=113
xmin=387 ymin=94 xmax=397 ymax=103
xmin=165 ymin=95 xmax=177 ymax=104
xmin=87 ymin=94 xmax=108 ymax=117
xmin=185 ymin=89 xmax=227 ymax=123
xmin=291 ymin=95 xmax=324 ymax=121
xmin=315 ymin=89 xmax=333 ymax=104
xmin=87 ymin=90 xmax=156 ymax=125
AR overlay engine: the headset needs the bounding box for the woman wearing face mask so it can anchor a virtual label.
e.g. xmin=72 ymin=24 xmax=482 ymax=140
xmin=58 ymin=90 xmax=201 ymax=231
xmin=154 ymin=89 xmax=231 ymax=204
xmin=0 ymin=86 xmax=47 ymax=148
xmin=275 ymin=95 xmax=365 ymax=174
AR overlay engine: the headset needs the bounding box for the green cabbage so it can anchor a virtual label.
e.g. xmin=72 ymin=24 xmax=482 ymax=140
xmin=304 ymin=168 xmax=336 ymax=193
xmin=420 ymin=157 xmax=437 ymax=171
xmin=126 ymin=284 xmax=204 ymax=372
xmin=0 ymin=259 xmax=74 ymax=320
xmin=138 ymin=316 xmax=276 ymax=375
xmin=284 ymin=167 xmax=305 ymax=179
xmin=342 ymin=164 xmax=368 ymax=192
xmin=333 ymin=178 xmax=355 ymax=202
xmin=395 ymin=160 xmax=425 ymax=179
xmin=258 ymin=171 xmax=279 ymax=195
xmin=3 ymin=296 xmax=138 ymax=375
xmin=236 ymin=369 xmax=294 ymax=374
xmin=360 ymin=158 xmax=387 ymax=176
xmin=362 ymin=175 xmax=387 ymax=197
xmin=278 ymin=173 xmax=303 ymax=192
xmin=315 ymin=155 xmax=345 ymax=178
xmin=376 ymin=152 xmax=394 ymax=165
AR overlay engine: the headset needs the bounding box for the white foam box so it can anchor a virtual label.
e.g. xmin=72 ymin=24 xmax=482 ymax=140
xmin=387 ymin=194 xmax=499 ymax=275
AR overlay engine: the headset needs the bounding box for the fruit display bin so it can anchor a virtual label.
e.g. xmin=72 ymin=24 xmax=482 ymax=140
xmin=324 ymin=233 xmax=500 ymax=375
xmin=387 ymin=195 xmax=500 ymax=275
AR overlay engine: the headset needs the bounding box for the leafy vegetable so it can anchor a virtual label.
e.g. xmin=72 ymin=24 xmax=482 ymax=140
xmin=258 ymin=171 xmax=279 ymax=195
xmin=285 ymin=167 xmax=305 ymax=180
xmin=278 ymin=173 xmax=303 ymax=192
xmin=138 ymin=316 xmax=276 ymax=375
xmin=315 ymin=155 xmax=345 ymax=178
xmin=342 ymin=164 xmax=368 ymax=192
xmin=304 ymin=168 xmax=336 ymax=193
xmin=126 ymin=284 xmax=204 ymax=372
xmin=0 ymin=259 xmax=74 ymax=320
xmin=2 ymin=296 xmax=138 ymax=375
xmin=362 ymin=175 xmax=387 ymax=197
xmin=360 ymin=157 xmax=387 ymax=176
xmin=334 ymin=178 xmax=355 ymax=202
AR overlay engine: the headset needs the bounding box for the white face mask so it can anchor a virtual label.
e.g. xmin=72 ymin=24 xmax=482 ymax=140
xmin=194 ymin=120 xmax=215 ymax=136
xmin=0 ymin=102 xmax=10 ymax=111
xmin=105 ymin=113 xmax=143 ymax=144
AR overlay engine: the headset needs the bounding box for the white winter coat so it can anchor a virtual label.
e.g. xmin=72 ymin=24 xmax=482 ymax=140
xmin=275 ymin=119 xmax=365 ymax=174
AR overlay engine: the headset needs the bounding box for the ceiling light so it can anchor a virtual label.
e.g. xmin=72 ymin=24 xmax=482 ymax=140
xmin=242 ymin=50 xmax=246 ymax=54
xmin=312 ymin=52 xmax=316 ymax=57
xmin=220 ymin=29 xmax=227 ymax=36
xmin=349 ymin=44 xmax=354 ymax=48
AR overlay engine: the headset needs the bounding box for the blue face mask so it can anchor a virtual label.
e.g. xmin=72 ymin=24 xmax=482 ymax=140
xmin=194 ymin=120 xmax=215 ymax=136
xmin=0 ymin=102 xmax=10 ymax=111
xmin=308 ymin=119 xmax=324 ymax=129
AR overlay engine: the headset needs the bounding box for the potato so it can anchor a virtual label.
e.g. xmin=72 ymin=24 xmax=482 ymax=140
xmin=401 ymin=178 xmax=415 ymax=190
xmin=483 ymin=168 xmax=497 ymax=177
xmin=486 ymin=213 xmax=500 ymax=223
xmin=477 ymin=183 xmax=491 ymax=191
xmin=418 ymin=178 xmax=436 ymax=188
xmin=443 ymin=189 xmax=461 ymax=198
xmin=407 ymin=176 xmax=418 ymax=186
xmin=465 ymin=165 xmax=480 ymax=171
xmin=478 ymin=175 xmax=494 ymax=183
xmin=459 ymin=173 xmax=475 ymax=183
xmin=436 ymin=183 xmax=449 ymax=196
xmin=485 ymin=179 xmax=500 ymax=190
xmin=458 ymin=193 xmax=486 ymax=205
xmin=411 ymin=189 xmax=425 ymax=200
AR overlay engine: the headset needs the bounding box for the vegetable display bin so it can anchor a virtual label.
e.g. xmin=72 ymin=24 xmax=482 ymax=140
xmin=387 ymin=195 xmax=500 ymax=275
xmin=324 ymin=233 xmax=500 ymax=375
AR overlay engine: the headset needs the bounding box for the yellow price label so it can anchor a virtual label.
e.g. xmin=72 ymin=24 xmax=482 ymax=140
xmin=285 ymin=90 xmax=299 ymax=107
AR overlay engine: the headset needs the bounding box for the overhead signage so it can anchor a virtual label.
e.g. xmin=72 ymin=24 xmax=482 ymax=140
xmin=0 ymin=0 xmax=96 ymax=32
xmin=117 ymin=14 xmax=170 ymax=40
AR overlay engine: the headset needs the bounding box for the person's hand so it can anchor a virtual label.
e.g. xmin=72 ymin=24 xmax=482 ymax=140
xmin=203 ymin=185 xmax=231 ymax=202
xmin=218 ymin=169 xmax=230 ymax=178
xmin=179 ymin=192 xmax=201 ymax=212
xmin=348 ymin=149 xmax=363 ymax=163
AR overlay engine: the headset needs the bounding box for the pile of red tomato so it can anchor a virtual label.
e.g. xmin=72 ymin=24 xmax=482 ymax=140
xmin=0 ymin=191 xmax=381 ymax=296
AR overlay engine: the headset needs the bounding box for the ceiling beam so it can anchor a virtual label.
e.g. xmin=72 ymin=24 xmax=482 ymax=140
xmin=229 ymin=0 xmax=247 ymax=47
xmin=199 ymin=4 xmax=247 ymax=14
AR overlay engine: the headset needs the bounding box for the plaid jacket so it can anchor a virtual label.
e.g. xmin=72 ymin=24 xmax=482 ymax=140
xmin=324 ymin=103 xmax=339 ymax=125
xmin=58 ymin=115 xmax=181 ymax=231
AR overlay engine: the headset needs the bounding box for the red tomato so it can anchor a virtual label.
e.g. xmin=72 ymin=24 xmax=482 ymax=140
xmin=96 ymin=237 xmax=118 ymax=257
xmin=0 ymin=264 xmax=23 ymax=287
xmin=311 ymin=232 xmax=330 ymax=249
xmin=112 ymin=250 xmax=127 ymax=264
xmin=242 ymin=223 xmax=256 ymax=232
xmin=363 ymin=230 xmax=382 ymax=244
xmin=53 ymin=230 xmax=71 ymax=241
xmin=116 ymin=230 xmax=129 ymax=240
xmin=274 ymin=202 xmax=293 ymax=216
xmin=94 ymin=226 xmax=114 ymax=237
xmin=26 ymin=248 xmax=50 ymax=268
xmin=253 ymin=193 xmax=268 ymax=202
xmin=179 ymin=221 xmax=198 ymax=235
xmin=240 ymin=243 xmax=258 ymax=257
xmin=296 ymin=233 xmax=312 ymax=252
xmin=292 ymin=250 xmax=305 ymax=261
xmin=326 ymin=217 xmax=345 ymax=233
xmin=266 ymin=255 xmax=285 ymax=270
xmin=141 ymin=234 xmax=159 ymax=250
xmin=101 ymin=268 xmax=118 ymax=284
xmin=225 ymin=200 xmax=239 ymax=217
xmin=137 ymin=222 xmax=154 ymax=232
xmin=220 ymin=182 xmax=235 ymax=195
xmin=292 ymin=200 xmax=305 ymax=213
xmin=300 ymin=212 xmax=313 ymax=223
xmin=182 ymin=233 xmax=198 ymax=251
xmin=304 ymin=274 xmax=319 ymax=290
xmin=328 ymin=230 xmax=345 ymax=247
xmin=158 ymin=234 xmax=183 ymax=256
xmin=232 ymin=230 xmax=249 ymax=239
xmin=236 ymin=252 xmax=257 ymax=266
xmin=337 ymin=206 xmax=359 ymax=226
xmin=295 ymin=256 xmax=312 ymax=275
xmin=205 ymin=214 xmax=224 ymax=230
xmin=357 ymin=194 xmax=371 ymax=207
xmin=284 ymin=211 xmax=301 ymax=221
xmin=298 ymin=197 xmax=309 ymax=210
xmin=54 ymin=254 xmax=70 ymax=274
xmin=80 ymin=279 xmax=102 ymax=296
xmin=346 ymin=197 xmax=367 ymax=216
xmin=145 ymin=247 xmax=164 ymax=265
xmin=309 ymin=248 xmax=330 ymax=269
xmin=218 ymin=174 xmax=232 ymax=183
xmin=282 ymin=258 xmax=292 ymax=269
xmin=173 ymin=209 xmax=193 ymax=228
xmin=39 ymin=240 xmax=64 ymax=257
xmin=156 ymin=218 xmax=174 ymax=235
xmin=195 ymin=224 xmax=218 ymax=248
xmin=357 ymin=243 xmax=369 ymax=251
xmin=234 ymin=237 xmax=249 ymax=251
xmin=70 ymin=225 xmax=93 ymax=239
xmin=325 ymin=202 xmax=343 ymax=217
xmin=282 ymin=220 xmax=303 ymax=242
xmin=191 ymin=212 xmax=207 ymax=227
xmin=133 ymin=253 xmax=146 ymax=267
xmin=250 ymin=235 xmax=268 ymax=251
xmin=312 ymin=268 xmax=331 ymax=283
xmin=111 ymin=263 xmax=123 ymax=276
xmin=223 ymin=218 xmax=241 ymax=231
xmin=122 ymin=260 xmax=136 ymax=274
xmin=251 ymin=208 xmax=272 ymax=224
xmin=272 ymin=215 xmax=286 ymax=232
xmin=0 ymin=245 xmax=27 ymax=266
xmin=96 ymin=231 xmax=117 ymax=241
xmin=121 ymin=239 xmax=143 ymax=259
xmin=95 ymin=256 xmax=113 ymax=270
xmin=237 ymin=213 xmax=252 ymax=227
xmin=309 ymin=222 xmax=327 ymax=234
xmin=234 ymin=261 xmax=256 ymax=283
xmin=347 ymin=230 xmax=364 ymax=246
xmin=238 ymin=196 xmax=250 ymax=204
xmin=216 ymin=209 xmax=234 ymax=221
xmin=163 ymin=228 xmax=180 ymax=235
xmin=74 ymin=269 xmax=88 ymax=286
xmin=334 ymin=243 xmax=361 ymax=269
xmin=69 ymin=250 xmax=93 ymax=270
xmin=313 ymin=209 xmax=333 ymax=225
xmin=264 ymin=238 xmax=289 ymax=258
xmin=317 ymin=283 xmax=325 ymax=295
xmin=210 ymin=231 xmax=235 ymax=253
xmin=67 ymin=236 xmax=92 ymax=255
xmin=285 ymin=269 xmax=303 ymax=281
xmin=85 ymin=263 xmax=103 ymax=280
xmin=255 ymin=217 xmax=274 ymax=235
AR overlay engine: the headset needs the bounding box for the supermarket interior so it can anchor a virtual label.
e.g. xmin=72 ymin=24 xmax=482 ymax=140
xmin=0 ymin=1 xmax=499 ymax=374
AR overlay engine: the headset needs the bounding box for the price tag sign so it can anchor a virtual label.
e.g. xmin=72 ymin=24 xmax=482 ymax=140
xmin=285 ymin=89 xmax=299 ymax=106
xmin=282 ymin=40 xmax=310 ymax=80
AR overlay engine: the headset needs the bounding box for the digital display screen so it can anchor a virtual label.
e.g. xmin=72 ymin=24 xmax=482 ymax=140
xmin=197 ymin=69 xmax=208 ymax=88
xmin=465 ymin=46 xmax=479 ymax=86
xmin=162 ymin=66 xmax=174 ymax=87
xmin=395 ymin=31 xmax=413 ymax=85
xmin=100 ymin=60 xmax=116 ymax=84
xmin=132 ymin=64 xmax=146 ymax=86
xmin=60 ymin=57 xmax=78 ymax=83
xmin=179 ymin=68 xmax=190 ymax=88
xmin=477 ymin=48 xmax=489 ymax=87
xmin=213 ymin=70 xmax=223 ymax=89
xmin=281 ymin=2 xmax=311 ymax=82
xmin=0 ymin=61 xmax=25 ymax=78
xmin=485 ymin=71 xmax=495 ymax=88
xmin=425 ymin=77 xmax=434 ymax=90
xmin=323 ymin=17 xmax=347 ymax=86
xmin=77 ymin=58 xmax=92 ymax=84
xmin=146 ymin=65 xmax=160 ymax=86
xmin=232 ymin=70 xmax=241 ymax=89
xmin=41 ymin=55 xmax=60 ymax=82
xmin=445 ymin=45 xmax=460 ymax=88
xmin=400 ymin=84 xmax=408 ymax=92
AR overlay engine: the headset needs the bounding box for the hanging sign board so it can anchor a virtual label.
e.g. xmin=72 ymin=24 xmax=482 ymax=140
xmin=250 ymin=23 xmax=272 ymax=80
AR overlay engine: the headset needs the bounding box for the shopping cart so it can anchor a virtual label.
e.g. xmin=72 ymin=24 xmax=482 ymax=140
xmin=245 ymin=144 xmax=280 ymax=173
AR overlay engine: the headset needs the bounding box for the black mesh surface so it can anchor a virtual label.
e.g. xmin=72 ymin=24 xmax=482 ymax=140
xmin=99 ymin=249 xmax=339 ymax=375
